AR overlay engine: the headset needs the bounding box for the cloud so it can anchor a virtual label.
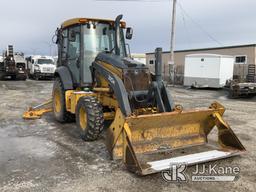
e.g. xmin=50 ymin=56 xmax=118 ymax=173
xmin=0 ymin=0 xmax=255 ymax=55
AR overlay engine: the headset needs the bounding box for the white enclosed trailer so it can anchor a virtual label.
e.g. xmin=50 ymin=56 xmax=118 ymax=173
xmin=184 ymin=54 xmax=234 ymax=88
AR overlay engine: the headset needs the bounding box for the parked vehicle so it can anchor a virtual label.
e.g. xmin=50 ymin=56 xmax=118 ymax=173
xmin=27 ymin=55 xmax=56 ymax=80
xmin=226 ymin=64 xmax=256 ymax=98
xmin=0 ymin=45 xmax=27 ymax=80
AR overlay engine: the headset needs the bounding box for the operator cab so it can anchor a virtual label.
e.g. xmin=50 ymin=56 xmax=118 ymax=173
xmin=56 ymin=16 xmax=133 ymax=88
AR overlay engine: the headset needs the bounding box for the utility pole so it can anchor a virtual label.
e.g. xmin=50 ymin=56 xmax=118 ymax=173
xmin=42 ymin=41 xmax=53 ymax=56
xmin=169 ymin=0 xmax=177 ymax=84
xmin=30 ymin=48 xmax=38 ymax=55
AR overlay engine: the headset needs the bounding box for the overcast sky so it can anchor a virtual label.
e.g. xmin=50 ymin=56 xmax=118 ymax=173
xmin=0 ymin=0 xmax=256 ymax=55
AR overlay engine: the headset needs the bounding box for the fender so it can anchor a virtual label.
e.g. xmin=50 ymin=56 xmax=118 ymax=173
xmin=54 ymin=66 xmax=73 ymax=90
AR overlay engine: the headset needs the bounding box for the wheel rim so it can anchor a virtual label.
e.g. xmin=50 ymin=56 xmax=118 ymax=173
xmin=79 ymin=107 xmax=87 ymax=130
xmin=54 ymin=89 xmax=61 ymax=113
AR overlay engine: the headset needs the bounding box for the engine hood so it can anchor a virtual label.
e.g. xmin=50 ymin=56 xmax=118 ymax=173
xmin=95 ymin=52 xmax=148 ymax=70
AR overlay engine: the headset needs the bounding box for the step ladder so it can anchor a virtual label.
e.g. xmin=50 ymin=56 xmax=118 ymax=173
xmin=247 ymin=64 xmax=256 ymax=82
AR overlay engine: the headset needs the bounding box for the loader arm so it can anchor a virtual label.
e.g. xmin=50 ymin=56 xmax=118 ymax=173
xmin=92 ymin=61 xmax=132 ymax=116
xmin=91 ymin=50 xmax=245 ymax=175
xmin=92 ymin=51 xmax=175 ymax=116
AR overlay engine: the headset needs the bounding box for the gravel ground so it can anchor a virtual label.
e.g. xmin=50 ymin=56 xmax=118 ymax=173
xmin=0 ymin=80 xmax=255 ymax=192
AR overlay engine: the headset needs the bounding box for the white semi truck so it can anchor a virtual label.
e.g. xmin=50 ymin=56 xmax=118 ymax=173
xmin=27 ymin=55 xmax=56 ymax=80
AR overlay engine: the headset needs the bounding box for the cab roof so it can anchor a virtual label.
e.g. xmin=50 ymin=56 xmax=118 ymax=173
xmin=61 ymin=18 xmax=126 ymax=29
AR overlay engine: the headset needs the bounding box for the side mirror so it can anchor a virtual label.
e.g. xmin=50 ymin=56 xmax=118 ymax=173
xmin=53 ymin=28 xmax=60 ymax=44
xmin=68 ymin=30 xmax=76 ymax=42
xmin=126 ymin=27 xmax=133 ymax=40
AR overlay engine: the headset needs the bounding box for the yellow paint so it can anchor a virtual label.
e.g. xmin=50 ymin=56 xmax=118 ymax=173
xmin=79 ymin=107 xmax=87 ymax=130
xmin=65 ymin=90 xmax=118 ymax=118
xmin=99 ymin=61 xmax=123 ymax=78
xmin=105 ymin=108 xmax=125 ymax=159
xmin=109 ymin=103 xmax=228 ymax=159
xmin=23 ymin=99 xmax=52 ymax=119
xmin=23 ymin=108 xmax=52 ymax=119
xmin=93 ymin=87 xmax=110 ymax=92
xmin=53 ymin=89 xmax=61 ymax=113
xmin=96 ymin=75 xmax=109 ymax=88
xmin=65 ymin=91 xmax=96 ymax=114
xmin=65 ymin=90 xmax=73 ymax=111
xmin=97 ymin=94 xmax=118 ymax=109
xmin=103 ymin=112 xmax=115 ymax=120
xmin=61 ymin=18 xmax=126 ymax=29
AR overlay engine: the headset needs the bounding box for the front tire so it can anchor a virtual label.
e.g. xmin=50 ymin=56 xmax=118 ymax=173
xmin=35 ymin=74 xmax=39 ymax=80
xmin=52 ymin=77 xmax=74 ymax=122
xmin=76 ymin=96 xmax=104 ymax=141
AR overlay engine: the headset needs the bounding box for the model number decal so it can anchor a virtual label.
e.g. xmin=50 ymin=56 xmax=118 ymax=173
xmin=108 ymin=75 xmax=115 ymax=85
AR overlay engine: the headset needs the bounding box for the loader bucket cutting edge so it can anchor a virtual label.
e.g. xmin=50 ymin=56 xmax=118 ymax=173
xmin=120 ymin=102 xmax=245 ymax=175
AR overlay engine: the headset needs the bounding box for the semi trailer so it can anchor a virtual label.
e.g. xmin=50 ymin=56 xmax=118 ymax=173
xmin=0 ymin=45 xmax=27 ymax=80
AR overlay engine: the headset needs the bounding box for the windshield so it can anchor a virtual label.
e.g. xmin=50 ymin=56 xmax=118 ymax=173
xmin=37 ymin=59 xmax=54 ymax=64
xmin=72 ymin=22 xmax=127 ymax=85
xmin=83 ymin=23 xmax=126 ymax=57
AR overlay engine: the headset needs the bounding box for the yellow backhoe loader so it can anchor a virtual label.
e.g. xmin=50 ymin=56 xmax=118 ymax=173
xmin=23 ymin=15 xmax=245 ymax=175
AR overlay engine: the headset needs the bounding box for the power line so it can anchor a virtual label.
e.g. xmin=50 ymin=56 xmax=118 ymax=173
xmin=95 ymin=0 xmax=169 ymax=2
xmin=177 ymin=1 xmax=223 ymax=46
xmin=178 ymin=3 xmax=191 ymax=48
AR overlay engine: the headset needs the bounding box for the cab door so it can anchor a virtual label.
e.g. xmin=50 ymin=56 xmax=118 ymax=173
xmin=62 ymin=26 xmax=81 ymax=86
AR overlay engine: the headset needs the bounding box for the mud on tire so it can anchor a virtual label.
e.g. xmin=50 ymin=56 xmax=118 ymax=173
xmin=76 ymin=96 xmax=104 ymax=141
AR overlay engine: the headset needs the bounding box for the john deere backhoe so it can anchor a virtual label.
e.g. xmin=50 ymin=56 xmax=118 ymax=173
xmin=24 ymin=15 xmax=245 ymax=175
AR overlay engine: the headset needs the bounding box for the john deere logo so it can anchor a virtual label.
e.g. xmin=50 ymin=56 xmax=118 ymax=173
xmin=162 ymin=163 xmax=187 ymax=182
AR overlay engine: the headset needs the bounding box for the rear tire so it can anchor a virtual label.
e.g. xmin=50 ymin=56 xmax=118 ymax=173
xmin=52 ymin=77 xmax=75 ymax=123
xmin=76 ymin=96 xmax=104 ymax=141
xmin=17 ymin=75 xmax=27 ymax=81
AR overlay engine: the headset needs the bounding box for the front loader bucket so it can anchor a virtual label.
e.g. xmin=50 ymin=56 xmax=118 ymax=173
xmin=109 ymin=102 xmax=245 ymax=175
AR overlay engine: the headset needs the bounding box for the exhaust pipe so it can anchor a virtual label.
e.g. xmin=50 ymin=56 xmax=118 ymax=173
xmin=114 ymin=15 xmax=123 ymax=56
xmin=155 ymin=47 xmax=162 ymax=83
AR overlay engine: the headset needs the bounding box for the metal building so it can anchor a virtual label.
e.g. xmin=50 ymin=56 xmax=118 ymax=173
xmin=146 ymin=44 xmax=256 ymax=84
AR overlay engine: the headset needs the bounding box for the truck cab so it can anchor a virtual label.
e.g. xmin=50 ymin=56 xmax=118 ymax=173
xmin=0 ymin=56 xmax=3 ymax=65
xmin=27 ymin=55 xmax=56 ymax=80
